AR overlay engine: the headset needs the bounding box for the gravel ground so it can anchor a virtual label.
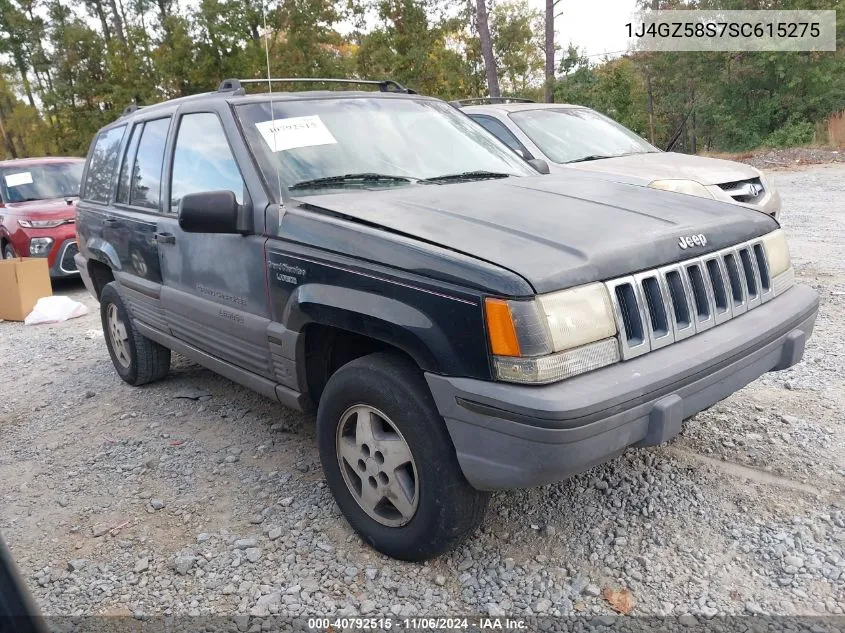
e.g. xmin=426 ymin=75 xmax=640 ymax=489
xmin=1 ymin=164 xmax=844 ymax=622
xmin=713 ymin=147 xmax=845 ymax=170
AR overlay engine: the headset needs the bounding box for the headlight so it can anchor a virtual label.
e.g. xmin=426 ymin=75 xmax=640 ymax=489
xmin=29 ymin=237 xmax=54 ymax=256
xmin=761 ymin=229 xmax=790 ymax=276
xmin=19 ymin=218 xmax=73 ymax=228
xmin=648 ymin=179 xmax=714 ymax=199
xmin=761 ymin=228 xmax=793 ymax=295
xmin=484 ymin=283 xmax=620 ymax=384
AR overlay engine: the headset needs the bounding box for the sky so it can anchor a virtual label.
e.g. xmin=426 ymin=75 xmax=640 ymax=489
xmin=527 ymin=0 xmax=640 ymax=61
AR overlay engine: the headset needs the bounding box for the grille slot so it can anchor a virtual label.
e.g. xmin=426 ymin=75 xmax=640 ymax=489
xmin=686 ymin=260 xmax=715 ymax=331
xmin=753 ymin=242 xmax=773 ymax=303
xmin=607 ymin=276 xmax=649 ymax=360
xmin=642 ymin=277 xmax=668 ymax=336
xmin=740 ymin=248 xmax=758 ymax=298
xmin=605 ymin=236 xmax=775 ymax=360
xmin=635 ymin=272 xmax=674 ymax=350
xmin=723 ymin=252 xmax=747 ymax=315
xmin=687 ymin=264 xmax=709 ymax=318
xmin=615 ymin=283 xmax=643 ymax=344
xmin=706 ymin=259 xmax=728 ymax=312
xmin=666 ymin=271 xmax=690 ymax=326
xmin=705 ymin=256 xmax=733 ymax=325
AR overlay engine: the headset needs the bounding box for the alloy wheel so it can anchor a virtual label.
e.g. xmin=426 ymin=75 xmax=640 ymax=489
xmin=107 ymin=303 xmax=132 ymax=368
xmin=335 ymin=404 xmax=419 ymax=527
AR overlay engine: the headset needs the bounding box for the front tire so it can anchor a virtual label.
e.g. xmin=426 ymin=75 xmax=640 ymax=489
xmin=100 ymin=282 xmax=171 ymax=386
xmin=3 ymin=242 xmax=17 ymax=259
xmin=317 ymin=352 xmax=489 ymax=561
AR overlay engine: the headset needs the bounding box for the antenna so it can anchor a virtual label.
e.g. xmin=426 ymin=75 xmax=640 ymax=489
xmin=262 ymin=2 xmax=284 ymax=207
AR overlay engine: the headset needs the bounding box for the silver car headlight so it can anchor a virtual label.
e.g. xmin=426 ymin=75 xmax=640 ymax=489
xmin=484 ymin=283 xmax=620 ymax=384
xmin=761 ymin=228 xmax=794 ymax=295
xmin=648 ymin=179 xmax=714 ymax=199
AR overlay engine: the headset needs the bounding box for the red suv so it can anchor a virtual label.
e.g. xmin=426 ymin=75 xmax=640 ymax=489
xmin=0 ymin=157 xmax=84 ymax=278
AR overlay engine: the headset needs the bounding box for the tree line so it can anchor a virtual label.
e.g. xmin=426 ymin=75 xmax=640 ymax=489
xmin=0 ymin=0 xmax=843 ymax=160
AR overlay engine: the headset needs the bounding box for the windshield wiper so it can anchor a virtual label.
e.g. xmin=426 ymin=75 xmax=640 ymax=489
xmin=421 ymin=171 xmax=511 ymax=184
xmin=567 ymin=151 xmax=652 ymax=164
xmin=566 ymin=154 xmax=616 ymax=164
xmin=289 ymin=173 xmax=416 ymax=191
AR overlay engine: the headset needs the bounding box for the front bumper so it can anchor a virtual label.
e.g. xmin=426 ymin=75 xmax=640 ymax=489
xmin=426 ymin=284 xmax=819 ymax=490
xmin=48 ymin=238 xmax=80 ymax=278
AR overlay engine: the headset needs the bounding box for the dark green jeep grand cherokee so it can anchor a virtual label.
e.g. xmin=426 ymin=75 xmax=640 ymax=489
xmin=74 ymin=78 xmax=818 ymax=560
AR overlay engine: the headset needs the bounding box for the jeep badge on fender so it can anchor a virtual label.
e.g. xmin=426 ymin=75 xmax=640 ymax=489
xmin=679 ymin=233 xmax=707 ymax=249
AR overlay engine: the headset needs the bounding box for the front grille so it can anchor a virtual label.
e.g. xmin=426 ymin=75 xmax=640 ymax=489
xmin=718 ymin=177 xmax=765 ymax=204
xmin=60 ymin=241 xmax=79 ymax=274
xmin=606 ymin=236 xmax=778 ymax=360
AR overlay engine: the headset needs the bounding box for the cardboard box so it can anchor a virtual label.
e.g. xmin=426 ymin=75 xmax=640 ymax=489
xmin=0 ymin=258 xmax=52 ymax=321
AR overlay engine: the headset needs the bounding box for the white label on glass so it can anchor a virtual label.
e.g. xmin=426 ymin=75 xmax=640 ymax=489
xmin=4 ymin=172 xmax=33 ymax=187
xmin=255 ymin=116 xmax=337 ymax=152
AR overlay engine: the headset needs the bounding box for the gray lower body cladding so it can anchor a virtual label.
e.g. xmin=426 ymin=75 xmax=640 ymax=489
xmin=426 ymin=284 xmax=819 ymax=490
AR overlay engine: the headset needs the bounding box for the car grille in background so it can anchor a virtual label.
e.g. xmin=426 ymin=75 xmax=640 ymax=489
xmin=718 ymin=177 xmax=765 ymax=204
xmin=60 ymin=241 xmax=79 ymax=274
xmin=606 ymin=237 xmax=774 ymax=360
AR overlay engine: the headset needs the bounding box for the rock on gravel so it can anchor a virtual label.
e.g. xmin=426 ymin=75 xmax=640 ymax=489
xmin=172 ymin=553 xmax=196 ymax=575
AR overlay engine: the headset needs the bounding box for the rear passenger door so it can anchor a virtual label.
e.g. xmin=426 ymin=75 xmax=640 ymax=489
xmin=77 ymin=124 xmax=128 ymax=278
xmin=98 ymin=113 xmax=174 ymax=333
xmin=156 ymin=104 xmax=274 ymax=379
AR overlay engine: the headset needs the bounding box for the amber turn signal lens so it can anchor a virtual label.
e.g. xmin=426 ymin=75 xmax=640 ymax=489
xmin=484 ymin=298 xmax=521 ymax=357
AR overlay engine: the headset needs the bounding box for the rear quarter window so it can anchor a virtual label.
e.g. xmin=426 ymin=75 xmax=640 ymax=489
xmin=82 ymin=125 xmax=126 ymax=203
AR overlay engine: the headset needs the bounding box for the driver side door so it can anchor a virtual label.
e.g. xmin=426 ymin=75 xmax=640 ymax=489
xmin=156 ymin=107 xmax=274 ymax=379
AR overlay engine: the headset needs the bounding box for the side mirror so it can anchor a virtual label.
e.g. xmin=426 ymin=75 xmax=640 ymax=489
xmin=527 ymin=158 xmax=550 ymax=174
xmin=178 ymin=191 xmax=252 ymax=234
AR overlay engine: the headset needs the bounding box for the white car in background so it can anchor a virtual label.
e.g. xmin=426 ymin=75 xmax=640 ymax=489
xmin=457 ymin=99 xmax=781 ymax=219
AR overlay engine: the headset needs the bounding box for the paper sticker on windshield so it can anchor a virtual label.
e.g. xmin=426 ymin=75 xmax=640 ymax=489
xmin=255 ymin=116 xmax=337 ymax=152
xmin=4 ymin=172 xmax=33 ymax=187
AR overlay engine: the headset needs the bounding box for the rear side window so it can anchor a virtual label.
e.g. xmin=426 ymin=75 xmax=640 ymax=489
xmin=116 ymin=125 xmax=141 ymax=204
xmin=170 ymin=113 xmax=244 ymax=212
xmin=82 ymin=125 xmax=126 ymax=203
xmin=470 ymin=115 xmax=531 ymax=158
xmin=133 ymin=118 xmax=170 ymax=210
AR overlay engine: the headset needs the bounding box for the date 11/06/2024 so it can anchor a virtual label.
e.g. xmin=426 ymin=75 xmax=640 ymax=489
xmin=307 ymin=617 xmax=528 ymax=630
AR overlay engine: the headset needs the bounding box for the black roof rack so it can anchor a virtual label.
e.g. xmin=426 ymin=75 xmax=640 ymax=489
xmin=451 ymin=97 xmax=535 ymax=107
xmin=120 ymin=103 xmax=145 ymax=117
xmin=218 ymin=78 xmax=415 ymax=95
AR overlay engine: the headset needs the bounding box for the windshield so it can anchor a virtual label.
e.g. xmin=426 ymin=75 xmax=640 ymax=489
xmin=0 ymin=162 xmax=84 ymax=203
xmin=237 ymin=97 xmax=536 ymax=195
xmin=509 ymin=108 xmax=658 ymax=164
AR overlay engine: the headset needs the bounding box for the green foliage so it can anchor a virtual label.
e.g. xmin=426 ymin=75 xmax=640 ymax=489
xmin=489 ymin=0 xmax=542 ymax=94
xmin=763 ymin=121 xmax=815 ymax=148
xmin=0 ymin=0 xmax=843 ymax=159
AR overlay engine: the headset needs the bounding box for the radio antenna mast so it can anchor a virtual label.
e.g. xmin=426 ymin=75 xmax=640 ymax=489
xmin=261 ymin=2 xmax=284 ymax=207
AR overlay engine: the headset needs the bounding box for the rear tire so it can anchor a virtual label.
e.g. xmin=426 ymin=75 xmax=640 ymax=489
xmin=100 ymin=282 xmax=171 ymax=386
xmin=317 ymin=352 xmax=489 ymax=561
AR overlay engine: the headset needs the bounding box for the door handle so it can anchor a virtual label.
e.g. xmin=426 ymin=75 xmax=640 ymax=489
xmin=154 ymin=232 xmax=176 ymax=245
xmin=103 ymin=217 xmax=119 ymax=226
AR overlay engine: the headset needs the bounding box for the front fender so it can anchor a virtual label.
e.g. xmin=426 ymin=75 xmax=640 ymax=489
xmin=267 ymin=248 xmax=494 ymax=380
xmin=84 ymin=236 xmax=121 ymax=271
xmin=284 ymin=283 xmax=453 ymax=373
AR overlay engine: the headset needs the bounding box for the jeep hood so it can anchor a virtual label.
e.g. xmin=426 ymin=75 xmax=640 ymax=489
xmin=563 ymin=151 xmax=761 ymax=186
xmin=294 ymin=174 xmax=778 ymax=294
